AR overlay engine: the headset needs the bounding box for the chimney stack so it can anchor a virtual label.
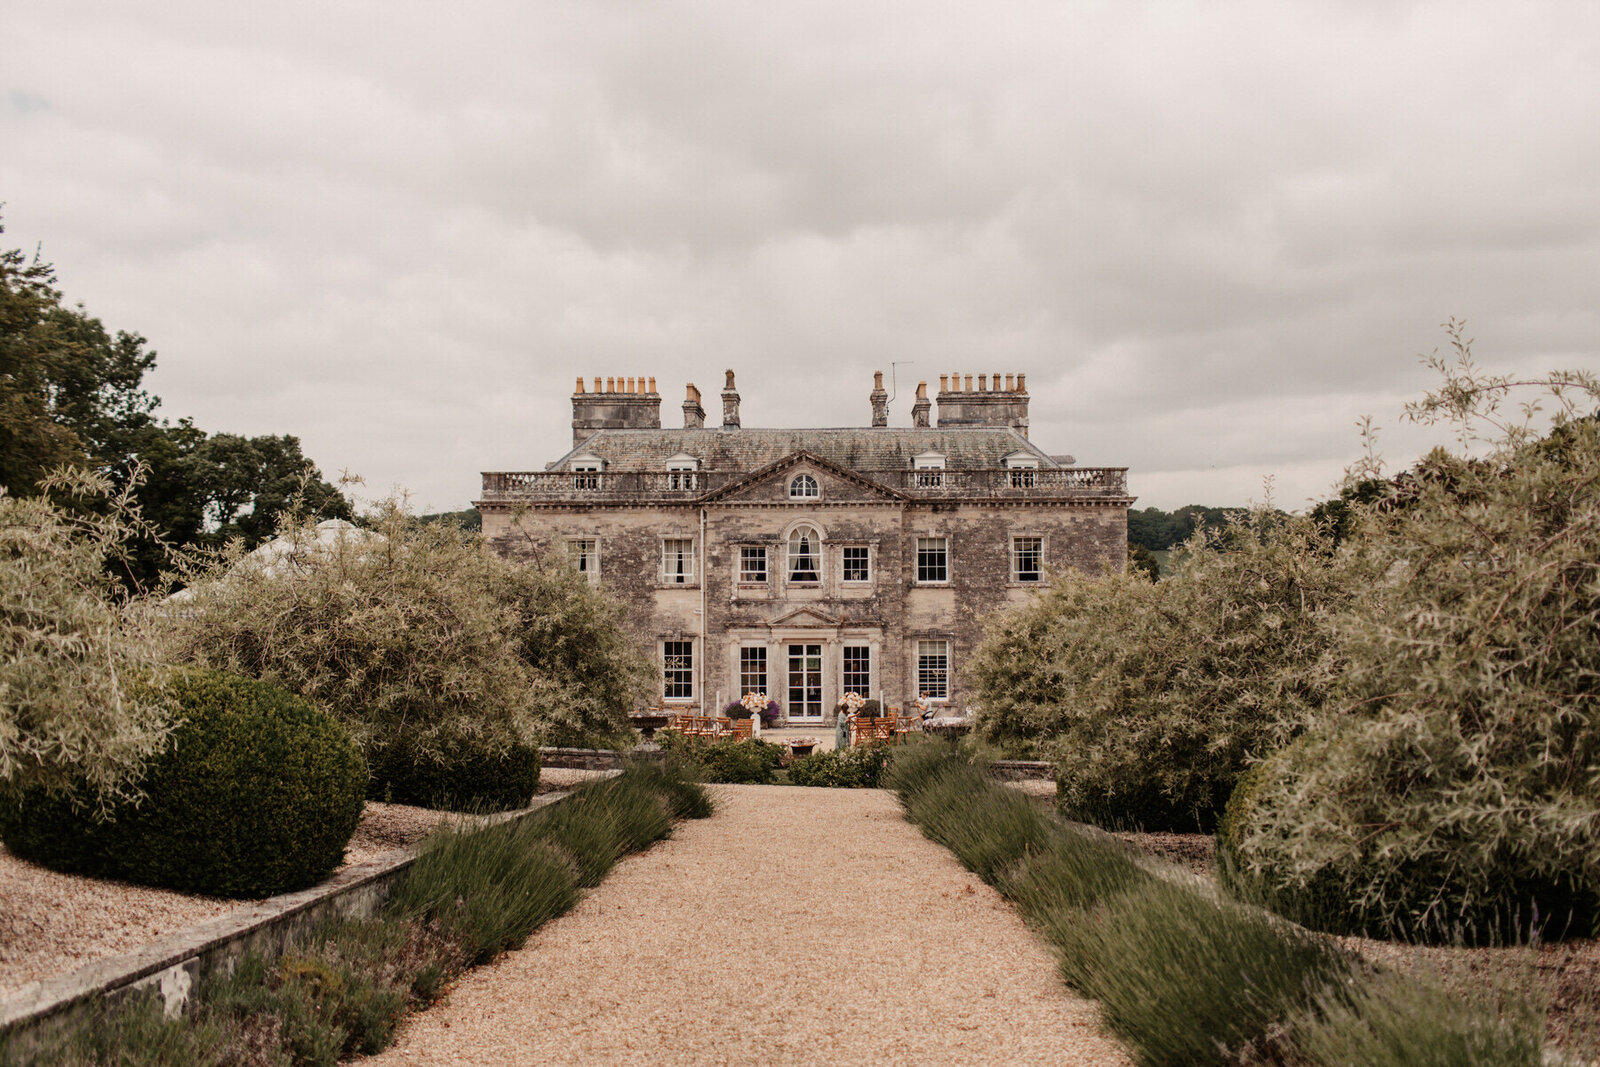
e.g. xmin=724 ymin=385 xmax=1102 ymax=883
xmin=933 ymin=370 xmax=1030 ymax=437
xmin=683 ymin=383 xmax=705 ymax=428
xmin=911 ymin=381 xmax=931 ymax=428
xmin=870 ymin=371 xmax=889 ymax=427
xmin=571 ymin=372 xmax=662 ymax=446
xmin=721 ymin=369 xmax=741 ymax=429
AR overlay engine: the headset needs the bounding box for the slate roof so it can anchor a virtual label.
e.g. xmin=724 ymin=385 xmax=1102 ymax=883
xmin=547 ymin=428 xmax=1056 ymax=473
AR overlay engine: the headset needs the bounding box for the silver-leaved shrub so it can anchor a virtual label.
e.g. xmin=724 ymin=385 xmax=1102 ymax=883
xmin=969 ymin=504 xmax=1364 ymax=832
xmin=0 ymin=470 xmax=173 ymax=808
xmin=1223 ymin=339 xmax=1600 ymax=941
xmin=159 ymin=494 xmax=650 ymax=779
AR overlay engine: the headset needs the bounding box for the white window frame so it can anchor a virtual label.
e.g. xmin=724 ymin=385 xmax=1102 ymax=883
xmin=789 ymin=473 xmax=820 ymax=500
xmin=666 ymin=454 xmax=700 ymax=491
xmin=1011 ymin=535 xmax=1043 ymax=583
xmin=841 ymin=545 xmax=871 ymax=583
xmin=663 ymin=640 xmax=694 ymax=702
xmin=787 ymin=524 xmax=822 ymax=584
xmin=739 ymin=645 xmax=768 ymax=699
xmin=913 ymin=451 xmax=946 ymax=489
xmin=738 ymin=545 xmax=768 ymax=584
xmin=1005 ymin=453 xmax=1040 ymax=489
xmin=916 ymin=537 xmax=949 ymax=584
xmin=916 ymin=639 xmax=950 ymax=701
xmin=662 ymin=538 xmax=695 ymax=585
xmin=842 ymin=645 xmax=872 ymax=698
xmin=568 ymin=537 xmax=599 ymax=581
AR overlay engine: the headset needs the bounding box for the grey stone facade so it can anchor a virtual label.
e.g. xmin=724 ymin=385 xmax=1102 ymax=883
xmin=477 ymin=372 xmax=1132 ymax=725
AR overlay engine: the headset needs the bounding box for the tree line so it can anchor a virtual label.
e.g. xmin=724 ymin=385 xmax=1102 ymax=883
xmin=0 ymin=218 xmax=349 ymax=589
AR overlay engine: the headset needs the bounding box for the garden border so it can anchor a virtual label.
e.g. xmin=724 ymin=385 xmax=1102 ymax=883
xmin=0 ymin=779 xmax=615 ymax=1059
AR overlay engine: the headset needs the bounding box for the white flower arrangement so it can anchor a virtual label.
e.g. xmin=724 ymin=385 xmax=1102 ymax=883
xmin=841 ymin=691 xmax=866 ymax=715
xmin=739 ymin=691 xmax=768 ymax=713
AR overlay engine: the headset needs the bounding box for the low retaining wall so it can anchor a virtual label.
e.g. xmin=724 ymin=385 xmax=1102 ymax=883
xmin=540 ymin=746 xmax=628 ymax=770
xmin=987 ymin=759 xmax=1056 ymax=781
xmin=0 ymin=784 xmax=603 ymax=1059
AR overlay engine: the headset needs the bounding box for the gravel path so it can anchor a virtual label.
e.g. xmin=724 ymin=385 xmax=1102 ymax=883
xmin=364 ymin=784 xmax=1131 ymax=1066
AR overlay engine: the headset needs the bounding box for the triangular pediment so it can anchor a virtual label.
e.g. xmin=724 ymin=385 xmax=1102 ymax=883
xmin=701 ymin=450 xmax=907 ymax=504
xmin=767 ymin=605 xmax=839 ymax=628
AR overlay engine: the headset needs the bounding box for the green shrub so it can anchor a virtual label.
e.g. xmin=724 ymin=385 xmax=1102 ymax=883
xmin=0 ymin=472 xmax=173 ymax=808
xmin=1290 ymin=971 xmax=1543 ymax=1067
xmin=656 ymin=732 xmax=783 ymax=784
xmin=0 ymin=669 xmax=366 ymax=897
xmin=367 ymin=735 xmax=541 ymax=812
xmin=621 ymin=755 xmax=715 ymax=820
xmin=787 ymin=744 xmax=892 ymax=788
xmin=1057 ymin=878 xmax=1353 ymax=1066
xmin=999 ymin=831 xmax=1152 ymax=920
xmin=386 ymin=817 xmax=579 ymax=964
xmin=901 ymin=759 xmax=1051 ymax=882
xmin=970 ymin=506 xmax=1359 ymax=833
xmin=1212 ymin=348 xmax=1600 ymax=944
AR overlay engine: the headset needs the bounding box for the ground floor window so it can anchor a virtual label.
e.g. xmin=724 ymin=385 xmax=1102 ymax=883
xmin=842 ymin=646 xmax=871 ymax=697
xmin=663 ymin=641 xmax=694 ymax=700
xmin=739 ymin=646 xmax=767 ymax=696
xmin=917 ymin=640 xmax=950 ymax=700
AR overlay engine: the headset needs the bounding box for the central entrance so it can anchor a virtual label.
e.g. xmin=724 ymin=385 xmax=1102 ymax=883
xmin=786 ymin=643 xmax=824 ymax=720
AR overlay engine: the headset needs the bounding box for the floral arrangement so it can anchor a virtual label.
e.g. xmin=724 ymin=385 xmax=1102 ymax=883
xmin=840 ymin=692 xmax=866 ymax=717
xmin=733 ymin=692 xmax=781 ymax=726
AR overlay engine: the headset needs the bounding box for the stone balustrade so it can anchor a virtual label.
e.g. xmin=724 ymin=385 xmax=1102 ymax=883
xmin=480 ymin=467 xmax=1129 ymax=502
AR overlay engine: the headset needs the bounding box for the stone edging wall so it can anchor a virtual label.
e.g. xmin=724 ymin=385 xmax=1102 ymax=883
xmin=0 ymin=778 xmax=616 ymax=1057
xmin=987 ymin=759 xmax=1056 ymax=781
xmin=539 ymin=746 xmax=628 ymax=770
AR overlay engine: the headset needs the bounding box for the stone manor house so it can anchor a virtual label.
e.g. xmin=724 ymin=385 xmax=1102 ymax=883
xmin=477 ymin=371 xmax=1131 ymax=724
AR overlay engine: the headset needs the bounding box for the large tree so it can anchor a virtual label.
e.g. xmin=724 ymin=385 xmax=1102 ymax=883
xmin=0 ymin=218 xmax=349 ymax=589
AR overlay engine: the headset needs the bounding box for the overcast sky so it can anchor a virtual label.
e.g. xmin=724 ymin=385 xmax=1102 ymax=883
xmin=5 ymin=2 xmax=1598 ymax=512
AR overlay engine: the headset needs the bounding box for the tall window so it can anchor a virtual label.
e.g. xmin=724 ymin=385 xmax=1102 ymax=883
xmin=662 ymin=538 xmax=694 ymax=584
xmin=842 ymin=545 xmax=870 ymax=582
xmin=739 ymin=647 xmax=767 ymax=697
xmin=1012 ymin=536 xmax=1042 ymax=582
xmin=568 ymin=538 xmax=598 ymax=580
xmin=663 ymin=641 xmax=694 ymax=700
xmin=739 ymin=546 xmax=768 ymax=583
xmin=789 ymin=473 xmax=819 ymax=499
xmin=917 ymin=640 xmax=950 ymax=700
xmin=788 ymin=525 xmax=821 ymax=583
xmin=842 ymin=646 xmax=871 ymax=697
xmin=916 ymin=537 xmax=948 ymax=583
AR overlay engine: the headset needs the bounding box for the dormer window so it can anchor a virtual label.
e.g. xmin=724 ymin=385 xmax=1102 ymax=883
xmin=570 ymin=453 xmax=605 ymax=490
xmin=666 ymin=453 xmax=700 ymax=490
xmin=787 ymin=524 xmax=821 ymax=583
xmin=789 ymin=473 xmax=819 ymax=499
xmin=1004 ymin=452 xmax=1040 ymax=488
xmin=913 ymin=451 xmax=946 ymax=488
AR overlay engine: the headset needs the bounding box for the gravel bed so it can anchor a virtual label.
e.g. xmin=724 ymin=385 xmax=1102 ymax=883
xmin=364 ymin=784 xmax=1132 ymax=1066
xmin=0 ymin=772 xmax=615 ymax=1002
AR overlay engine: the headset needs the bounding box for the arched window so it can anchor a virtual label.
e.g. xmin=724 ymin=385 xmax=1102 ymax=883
xmin=789 ymin=474 xmax=819 ymax=499
xmin=788 ymin=524 xmax=821 ymax=583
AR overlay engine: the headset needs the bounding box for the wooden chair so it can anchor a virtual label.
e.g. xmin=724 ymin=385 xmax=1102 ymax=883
xmin=729 ymin=718 xmax=753 ymax=740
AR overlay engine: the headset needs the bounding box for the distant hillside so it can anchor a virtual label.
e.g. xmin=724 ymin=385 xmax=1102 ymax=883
xmin=419 ymin=508 xmax=481 ymax=532
xmin=1127 ymin=505 xmax=1232 ymax=551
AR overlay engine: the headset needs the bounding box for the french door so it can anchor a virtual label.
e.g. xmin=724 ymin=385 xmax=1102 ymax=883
xmin=786 ymin=644 xmax=824 ymax=720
